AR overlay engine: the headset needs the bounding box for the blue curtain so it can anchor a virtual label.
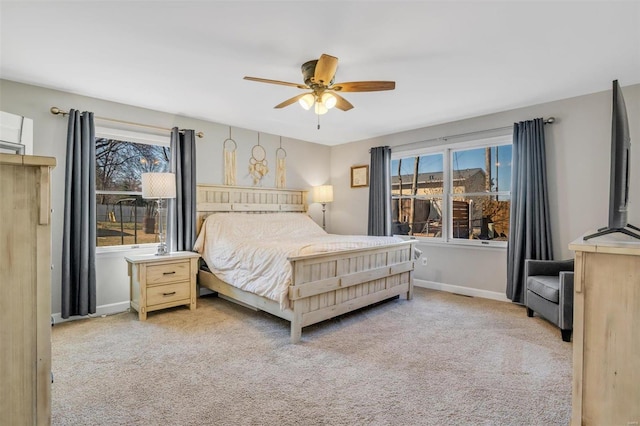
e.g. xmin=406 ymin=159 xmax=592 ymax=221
xmin=61 ymin=110 xmax=96 ymax=318
xmin=167 ymin=128 xmax=197 ymax=252
xmin=368 ymin=146 xmax=392 ymax=236
xmin=506 ymin=118 xmax=553 ymax=303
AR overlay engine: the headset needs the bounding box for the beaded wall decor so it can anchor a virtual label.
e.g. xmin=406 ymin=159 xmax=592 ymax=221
xmin=223 ymin=127 xmax=237 ymax=186
xmin=275 ymin=136 xmax=287 ymax=188
xmin=248 ymin=133 xmax=268 ymax=185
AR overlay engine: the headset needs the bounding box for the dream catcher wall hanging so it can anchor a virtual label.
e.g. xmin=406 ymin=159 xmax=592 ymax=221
xmin=248 ymin=132 xmax=269 ymax=186
xmin=223 ymin=127 xmax=237 ymax=186
xmin=275 ymin=136 xmax=287 ymax=188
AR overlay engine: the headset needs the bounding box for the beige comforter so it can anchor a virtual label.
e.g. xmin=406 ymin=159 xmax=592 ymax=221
xmin=193 ymin=213 xmax=402 ymax=310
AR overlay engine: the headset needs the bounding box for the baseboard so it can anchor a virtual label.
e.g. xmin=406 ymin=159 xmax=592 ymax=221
xmin=414 ymin=279 xmax=510 ymax=302
xmin=51 ymin=301 xmax=131 ymax=325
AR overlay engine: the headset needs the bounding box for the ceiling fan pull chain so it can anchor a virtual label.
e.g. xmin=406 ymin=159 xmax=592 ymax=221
xmin=317 ymin=113 xmax=320 ymax=130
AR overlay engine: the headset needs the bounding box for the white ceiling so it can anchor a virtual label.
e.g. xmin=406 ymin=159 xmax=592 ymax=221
xmin=1 ymin=1 xmax=639 ymax=146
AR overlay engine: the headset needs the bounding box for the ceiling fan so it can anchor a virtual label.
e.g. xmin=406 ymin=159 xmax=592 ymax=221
xmin=243 ymin=53 xmax=395 ymax=116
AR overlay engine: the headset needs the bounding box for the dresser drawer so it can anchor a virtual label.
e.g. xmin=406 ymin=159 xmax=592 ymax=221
xmin=147 ymin=281 xmax=191 ymax=306
xmin=146 ymin=261 xmax=190 ymax=285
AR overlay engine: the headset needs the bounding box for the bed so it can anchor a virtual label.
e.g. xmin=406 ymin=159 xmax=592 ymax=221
xmin=195 ymin=184 xmax=416 ymax=343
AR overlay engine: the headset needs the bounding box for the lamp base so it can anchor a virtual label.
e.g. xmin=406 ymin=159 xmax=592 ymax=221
xmin=155 ymin=198 xmax=169 ymax=255
xmin=155 ymin=242 xmax=170 ymax=256
xmin=321 ymin=202 xmax=326 ymax=230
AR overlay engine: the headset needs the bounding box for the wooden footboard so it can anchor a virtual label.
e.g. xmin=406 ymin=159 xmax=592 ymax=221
xmin=198 ymin=240 xmax=415 ymax=343
xmin=287 ymin=241 xmax=415 ymax=342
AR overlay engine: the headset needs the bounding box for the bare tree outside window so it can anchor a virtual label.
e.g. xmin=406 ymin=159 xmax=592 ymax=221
xmin=95 ymin=138 xmax=170 ymax=247
xmin=452 ymin=145 xmax=511 ymax=241
xmin=391 ymin=141 xmax=511 ymax=244
xmin=391 ymin=153 xmax=443 ymax=237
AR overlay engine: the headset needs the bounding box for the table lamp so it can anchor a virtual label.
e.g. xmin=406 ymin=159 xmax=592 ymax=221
xmin=313 ymin=185 xmax=333 ymax=230
xmin=142 ymin=172 xmax=176 ymax=255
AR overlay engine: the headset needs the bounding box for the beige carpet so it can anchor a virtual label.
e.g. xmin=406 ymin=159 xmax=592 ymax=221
xmin=52 ymin=288 xmax=572 ymax=425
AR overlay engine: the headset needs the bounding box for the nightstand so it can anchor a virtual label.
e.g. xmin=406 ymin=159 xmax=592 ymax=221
xmin=125 ymin=251 xmax=200 ymax=320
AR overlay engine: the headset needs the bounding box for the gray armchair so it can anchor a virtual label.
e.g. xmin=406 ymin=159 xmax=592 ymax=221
xmin=524 ymin=259 xmax=574 ymax=342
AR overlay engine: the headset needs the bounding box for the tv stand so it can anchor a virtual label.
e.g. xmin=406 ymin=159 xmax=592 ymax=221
xmin=569 ymin=237 xmax=640 ymax=424
xmin=584 ymin=224 xmax=640 ymax=240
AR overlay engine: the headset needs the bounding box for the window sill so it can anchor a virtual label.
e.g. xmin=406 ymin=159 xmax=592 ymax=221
xmin=396 ymin=235 xmax=507 ymax=250
xmin=96 ymin=244 xmax=158 ymax=258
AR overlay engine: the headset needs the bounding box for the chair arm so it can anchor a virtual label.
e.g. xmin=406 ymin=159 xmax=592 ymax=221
xmin=558 ymin=271 xmax=574 ymax=329
xmin=525 ymin=259 xmax=574 ymax=277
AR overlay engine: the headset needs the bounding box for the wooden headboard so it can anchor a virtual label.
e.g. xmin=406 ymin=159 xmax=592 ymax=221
xmin=196 ymin=184 xmax=308 ymax=231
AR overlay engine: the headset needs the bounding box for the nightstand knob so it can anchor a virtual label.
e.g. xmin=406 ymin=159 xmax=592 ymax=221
xmin=162 ymin=271 xmax=176 ymax=275
xmin=162 ymin=291 xmax=177 ymax=297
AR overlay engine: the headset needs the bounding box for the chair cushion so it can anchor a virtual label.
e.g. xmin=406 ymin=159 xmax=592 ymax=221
xmin=526 ymin=275 xmax=560 ymax=304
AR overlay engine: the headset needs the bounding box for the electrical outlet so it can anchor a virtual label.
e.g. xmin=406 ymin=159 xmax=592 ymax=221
xmin=420 ymin=257 xmax=428 ymax=266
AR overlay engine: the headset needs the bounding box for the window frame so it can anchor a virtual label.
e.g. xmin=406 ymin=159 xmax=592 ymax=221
xmin=391 ymin=134 xmax=512 ymax=248
xmin=95 ymin=127 xmax=171 ymax=253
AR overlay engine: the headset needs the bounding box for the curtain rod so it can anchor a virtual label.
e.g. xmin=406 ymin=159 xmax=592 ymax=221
xmin=49 ymin=107 xmax=204 ymax=138
xmin=391 ymin=117 xmax=555 ymax=152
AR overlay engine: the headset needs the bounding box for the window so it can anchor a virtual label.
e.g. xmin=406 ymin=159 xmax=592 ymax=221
xmin=391 ymin=153 xmax=444 ymax=237
xmin=391 ymin=135 xmax=512 ymax=246
xmin=95 ymin=128 xmax=170 ymax=249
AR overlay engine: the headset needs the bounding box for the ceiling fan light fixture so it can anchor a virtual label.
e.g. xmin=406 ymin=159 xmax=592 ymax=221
xmin=244 ymin=53 xmax=395 ymax=121
xmin=298 ymin=93 xmax=315 ymax=110
xmin=321 ymin=92 xmax=337 ymax=109
xmin=314 ymin=102 xmax=328 ymax=115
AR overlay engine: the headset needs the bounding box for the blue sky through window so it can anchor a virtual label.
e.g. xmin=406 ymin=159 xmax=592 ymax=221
xmin=392 ymin=144 xmax=512 ymax=192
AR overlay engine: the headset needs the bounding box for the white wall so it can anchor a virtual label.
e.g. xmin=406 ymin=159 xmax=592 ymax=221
xmin=2 ymin=78 xmax=638 ymax=311
xmin=0 ymin=79 xmax=332 ymax=318
xmin=330 ymin=83 xmax=640 ymax=299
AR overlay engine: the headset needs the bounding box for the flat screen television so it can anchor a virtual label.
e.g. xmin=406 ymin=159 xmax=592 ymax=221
xmin=584 ymin=79 xmax=639 ymax=240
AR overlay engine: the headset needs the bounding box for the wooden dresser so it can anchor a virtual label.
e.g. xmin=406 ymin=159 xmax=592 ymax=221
xmin=569 ymin=235 xmax=640 ymax=425
xmin=0 ymin=153 xmax=56 ymax=425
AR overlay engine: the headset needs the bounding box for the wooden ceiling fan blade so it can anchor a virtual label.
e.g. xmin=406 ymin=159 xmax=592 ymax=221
xmin=244 ymin=76 xmax=308 ymax=89
xmin=274 ymin=93 xmax=309 ymax=109
xmin=331 ymin=81 xmax=396 ymax=92
xmin=331 ymin=93 xmax=354 ymax=111
xmin=314 ymin=54 xmax=338 ymax=85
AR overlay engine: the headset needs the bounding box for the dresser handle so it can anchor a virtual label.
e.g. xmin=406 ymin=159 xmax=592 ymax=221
xmin=162 ymin=291 xmax=176 ymax=296
xmin=163 ymin=271 xmax=176 ymax=275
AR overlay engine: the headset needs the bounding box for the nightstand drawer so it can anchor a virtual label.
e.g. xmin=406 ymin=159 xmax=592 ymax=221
xmin=146 ymin=261 xmax=190 ymax=285
xmin=147 ymin=281 xmax=191 ymax=306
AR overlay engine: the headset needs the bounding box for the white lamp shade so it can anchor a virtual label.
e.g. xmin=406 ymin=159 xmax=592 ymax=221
xmin=314 ymin=102 xmax=328 ymax=115
xmin=313 ymin=185 xmax=334 ymax=203
xmin=142 ymin=172 xmax=176 ymax=199
xmin=321 ymin=92 xmax=337 ymax=109
xmin=298 ymin=93 xmax=315 ymax=110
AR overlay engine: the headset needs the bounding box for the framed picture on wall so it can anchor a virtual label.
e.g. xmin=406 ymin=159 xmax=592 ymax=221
xmin=350 ymin=165 xmax=369 ymax=188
